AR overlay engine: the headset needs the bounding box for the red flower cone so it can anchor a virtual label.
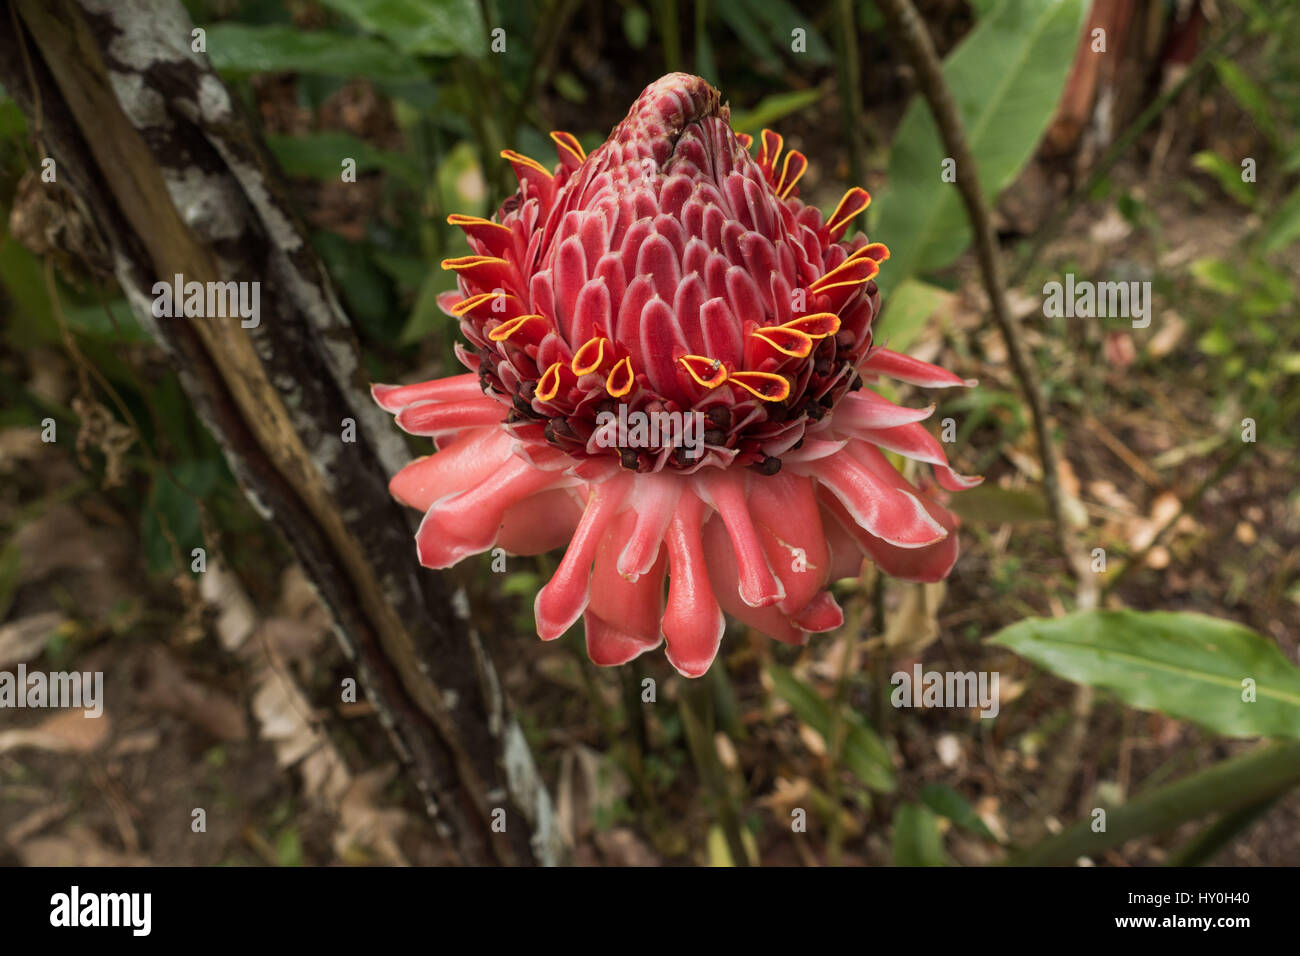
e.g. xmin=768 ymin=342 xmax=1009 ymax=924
xmin=374 ymin=73 xmax=980 ymax=677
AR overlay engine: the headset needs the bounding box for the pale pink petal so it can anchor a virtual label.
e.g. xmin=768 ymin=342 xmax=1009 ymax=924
xmin=662 ymin=492 xmax=725 ymax=677
xmin=535 ymin=477 xmax=631 ymax=641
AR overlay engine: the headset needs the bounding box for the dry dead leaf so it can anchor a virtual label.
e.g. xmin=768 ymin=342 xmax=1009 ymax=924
xmin=334 ymin=765 xmax=410 ymax=866
xmin=1127 ymin=490 xmax=1182 ymax=551
xmin=936 ymin=733 xmax=962 ymax=768
xmin=198 ymin=559 xmax=257 ymax=652
xmin=5 ymin=800 xmax=73 ymax=846
xmin=0 ymin=707 xmax=110 ymax=755
xmin=138 ymin=646 xmax=249 ymax=742
xmin=17 ymin=825 xmax=149 ymax=867
xmin=1146 ymin=310 xmax=1187 ymax=358
xmin=882 ymin=580 xmax=947 ymax=654
xmin=0 ymin=611 xmax=63 ymax=669
xmin=594 ymin=827 xmax=659 ymax=867
xmin=13 ymin=504 xmax=135 ymax=616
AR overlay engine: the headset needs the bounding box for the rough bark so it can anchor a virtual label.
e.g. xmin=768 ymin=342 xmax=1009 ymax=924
xmin=0 ymin=0 xmax=561 ymax=866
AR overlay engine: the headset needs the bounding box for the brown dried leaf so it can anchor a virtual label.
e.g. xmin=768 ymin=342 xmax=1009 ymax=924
xmin=0 ymin=707 xmax=110 ymax=755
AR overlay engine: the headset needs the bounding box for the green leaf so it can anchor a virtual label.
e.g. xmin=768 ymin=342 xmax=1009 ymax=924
xmin=317 ymin=0 xmax=487 ymax=57
xmin=1257 ymin=184 xmax=1300 ymax=254
xmin=727 ymin=0 xmax=833 ymax=65
xmin=398 ymin=267 xmax=458 ymax=345
xmin=729 ymin=88 xmax=825 ymax=137
xmin=946 ymin=483 xmax=1050 ymax=524
xmin=61 ymin=299 xmax=150 ymax=343
xmin=204 ymin=24 xmax=425 ymax=80
xmin=267 ymin=132 xmax=420 ymax=187
xmin=892 ymin=802 xmax=949 ymax=866
xmin=275 ymin=827 xmax=303 ymax=867
xmin=623 ymin=5 xmax=651 ymax=49
xmin=873 ymin=0 xmax=1087 ymax=292
xmin=715 ymin=0 xmax=780 ymax=64
xmin=0 ymin=98 xmax=28 ymax=139
xmin=1191 ymin=150 xmax=1255 ymax=207
xmin=766 ymin=663 xmax=896 ymax=792
xmin=878 ymin=278 xmax=950 ymax=353
xmin=989 ymin=610 xmax=1300 ymax=738
xmin=1188 ymin=256 xmax=1243 ymax=295
xmin=312 ymin=232 xmax=398 ymax=341
xmin=1212 ymin=56 xmax=1276 ymax=143
xmin=919 ymin=783 xmax=997 ymax=840
xmin=142 ymin=461 xmax=222 ymax=574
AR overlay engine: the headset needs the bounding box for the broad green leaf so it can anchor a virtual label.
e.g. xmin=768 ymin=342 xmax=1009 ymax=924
xmin=946 ymin=483 xmax=1049 ymax=524
xmin=767 ymin=663 xmax=896 ymax=792
xmin=920 ymin=783 xmax=997 ymax=841
xmin=720 ymin=0 xmax=833 ymax=65
xmin=989 ymin=610 xmax=1300 ymax=738
xmin=312 ymin=232 xmax=399 ymax=341
xmin=1257 ymin=184 xmax=1300 ymax=254
xmin=892 ymin=802 xmax=949 ymax=866
xmin=1191 ymin=151 xmax=1255 ymax=207
xmin=370 ymin=250 xmax=432 ymax=294
xmin=873 ymin=0 xmax=1087 ymax=292
xmin=267 ymin=132 xmax=421 ymax=187
xmin=717 ymin=0 xmax=829 ymax=66
xmin=878 ymin=278 xmax=951 ymax=354
xmin=317 ymin=0 xmax=487 ymax=57
xmin=204 ymin=24 xmax=425 ymax=80
xmin=730 ymin=88 xmax=824 ymax=137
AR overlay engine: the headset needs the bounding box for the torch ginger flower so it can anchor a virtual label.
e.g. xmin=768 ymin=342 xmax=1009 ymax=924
xmin=374 ymin=74 xmax=979 ymax=677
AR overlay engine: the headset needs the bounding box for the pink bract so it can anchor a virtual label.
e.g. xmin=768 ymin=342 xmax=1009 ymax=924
xmin=374 ymin=73 xmax=979 ymax=677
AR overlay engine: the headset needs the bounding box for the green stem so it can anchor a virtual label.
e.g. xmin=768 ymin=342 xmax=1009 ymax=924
xmin=618 ymin=667 xmax=662 ymax=831
xmin=833 ymin=0 xmax=867 ymax=192
xmin=1166 ymin=796 xmax=1281 ymax=867
xmin=680 ymin=677 xmax=750 ymax=865
xmin=655 ymin=0 xmax=683 ymax=74
xmin=1005 ymin=741 xmax=1300 ymax=866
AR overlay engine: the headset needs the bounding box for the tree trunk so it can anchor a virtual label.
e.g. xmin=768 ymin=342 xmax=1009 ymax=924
xmin=0 ymin=0 xmax=561 ymax=866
